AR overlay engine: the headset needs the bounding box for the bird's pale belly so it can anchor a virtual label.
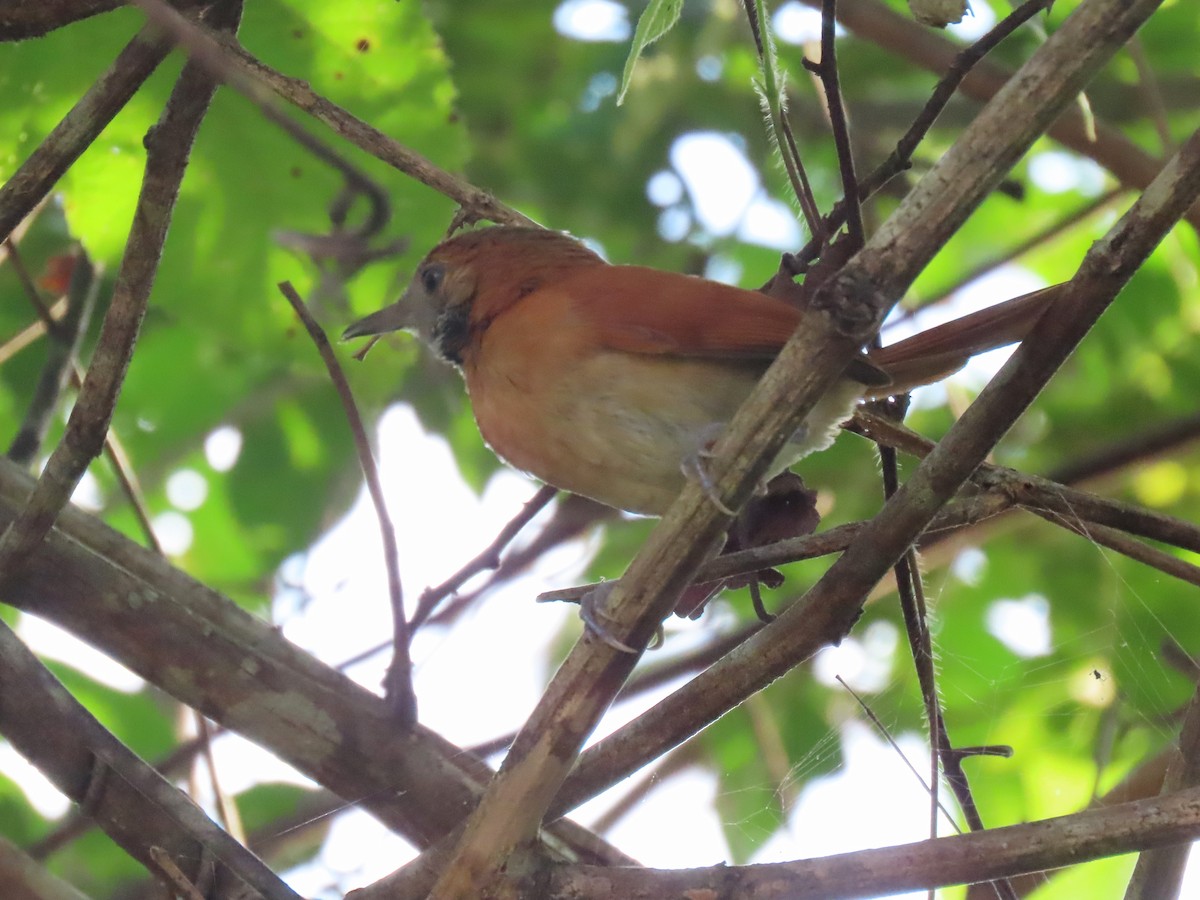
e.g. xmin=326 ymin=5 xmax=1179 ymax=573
xmin=469 ymin=350 xmax=862 ymax=516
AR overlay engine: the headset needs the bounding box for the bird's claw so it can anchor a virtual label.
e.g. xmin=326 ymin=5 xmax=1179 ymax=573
xmin=681 ymin=450 xmax=737 ymax=516
xmin=578 ymin=588 xmax=638 ymax=652
xmin=580 ymin=585 xmax=639 ymax=653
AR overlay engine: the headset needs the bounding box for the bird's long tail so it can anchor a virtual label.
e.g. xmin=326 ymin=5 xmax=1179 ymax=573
xmin=864 ymin=283 xmax=1061 ymax=397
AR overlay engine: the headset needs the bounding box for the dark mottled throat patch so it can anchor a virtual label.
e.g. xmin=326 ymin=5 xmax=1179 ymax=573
xmin=433 ymin=303 xmax=472 ymax=365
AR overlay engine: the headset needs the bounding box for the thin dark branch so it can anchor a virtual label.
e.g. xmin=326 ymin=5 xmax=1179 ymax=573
xmin=278 ymin=281 xmax=415 ymax=724
xmin=3 ymin=243 xmax=163 ymax=551
xmin=538 ymin=495 xmax=1010 ymax=606
xmin=876 ymin=408 xmax=1016 ymax=895
xmin=195 ymin=715 xmax=245 ymax=843
xmin=1047 ymin=410 xmax=1200 ymax=486
xmin=854 ymin=410 xmax=1200 ymax=558
xmin=741 ymin=0 xmax=824 ymax=240
xmin=907 ymin=188 xmax=1124 ymax=316
xmin=811 ymin=0 xmax=865 ymax=248
xmin=1126 ymin=36 xmax=1175 ymax=154
xmin=3 ymin=238 xmax=69 ymax=339
xmin=1032 ymin=511 xmax=1200 ymax=589
xmin=411 ymin=485 xmax=557 ymax=630
xmin=879 ymin=441 xmax=944 ymax=835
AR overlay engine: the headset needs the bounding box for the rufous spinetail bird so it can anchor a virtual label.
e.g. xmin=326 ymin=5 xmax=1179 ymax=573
xmin=344 ymin=226 xmax=1054 ymax=517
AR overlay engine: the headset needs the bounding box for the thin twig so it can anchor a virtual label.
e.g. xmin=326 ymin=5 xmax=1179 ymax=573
xmin=278 ymin=281 xmax=415 ymax=723
xmin=147 ymin=847 xmax=207 ymax=900
xmin=194 ymin=715 xmax=246 ymax=844
xmin=1 ymin=241 xmax=163 ymax=550
xmin=1126 ymin=36 xmax=1174 ymax=154
xmin=0 ymin=299 xmax=68 ymax=367
xmin=787 ymin=0 xmax=1054 ymax=272
xmin=895 ymin=187 xmax=1124 ymax=324
xmin=835 ymin=675 xmax=961 ymax=830
xmin=807 ymin=0 xmax=865 ymax=248
xmin=3 ymin=239 xmax=70 ymax=339
xmin=874 ymin=410 xmax=1014 ymax=896
xmin=1048 ymin=411 xmax=1200 ymax=487
xmin=878 ymin=440 xmax=943 ymax=837
xmin=410 ymin=485 xmax=557 ymax=630
xmin=855 ymin=410 xmax=1200 ymax=558
xmin=1032 ymin=512 xmax=1200 ymax=589
xmin=7 ymin=251 xmax=98 ymax=466
xmin=538 ymin=498 xmax=1009 ymax=606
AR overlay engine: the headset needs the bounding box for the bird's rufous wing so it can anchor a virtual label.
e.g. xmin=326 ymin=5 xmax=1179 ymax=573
xmin=559 ymin=264 xmax=804 ymax=360
xmin=559 ymin=264 xmax=890 ymax=385
xmin=556 ymin=263 xmax=1057 ymax=390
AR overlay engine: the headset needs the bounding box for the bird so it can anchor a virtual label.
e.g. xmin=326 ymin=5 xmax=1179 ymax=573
xmin=344 ymin=226 xmax=1054 ymax=517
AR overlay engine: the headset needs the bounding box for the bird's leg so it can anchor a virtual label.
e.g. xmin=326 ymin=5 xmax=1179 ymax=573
xmin=680 ymin=423 xmax=737 ymax=516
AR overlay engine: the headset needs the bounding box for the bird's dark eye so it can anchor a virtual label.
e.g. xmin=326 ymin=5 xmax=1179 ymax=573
xmin=421 ymin=264 xmax=444 ymax=294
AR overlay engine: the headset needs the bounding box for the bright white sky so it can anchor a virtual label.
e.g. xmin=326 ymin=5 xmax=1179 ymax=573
xmin=4 ymin=1 xmax=1194 ymax=897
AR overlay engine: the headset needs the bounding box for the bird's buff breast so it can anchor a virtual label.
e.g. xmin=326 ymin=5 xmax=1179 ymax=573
xmin=465 ymin=346 xmax=861 ymax=516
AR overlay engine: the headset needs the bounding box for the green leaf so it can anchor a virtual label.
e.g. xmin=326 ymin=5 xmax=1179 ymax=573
xmin=617 ymin=0 xmax=685 ymax=104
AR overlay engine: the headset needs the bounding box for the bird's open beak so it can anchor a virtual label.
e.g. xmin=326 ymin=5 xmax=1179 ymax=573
xmin=342 ymin=299 xmax=411 ymax=340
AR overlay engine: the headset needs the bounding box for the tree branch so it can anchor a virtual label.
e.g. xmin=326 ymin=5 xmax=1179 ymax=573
xmin=524 ymin=786 xmax=1200 ymax=899
xmin=0 ymin=618 xmax=301 ymax=900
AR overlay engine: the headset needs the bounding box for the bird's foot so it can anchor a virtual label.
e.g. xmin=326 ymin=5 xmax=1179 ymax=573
xmin=580 ymin=583 xmax=639 ymax=654
xmin=681 ymin=424 xmax=736 ymax=516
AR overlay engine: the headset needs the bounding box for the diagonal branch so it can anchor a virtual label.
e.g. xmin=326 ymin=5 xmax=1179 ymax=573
xmin=7 ymin=252 xmax=99 ymax=466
